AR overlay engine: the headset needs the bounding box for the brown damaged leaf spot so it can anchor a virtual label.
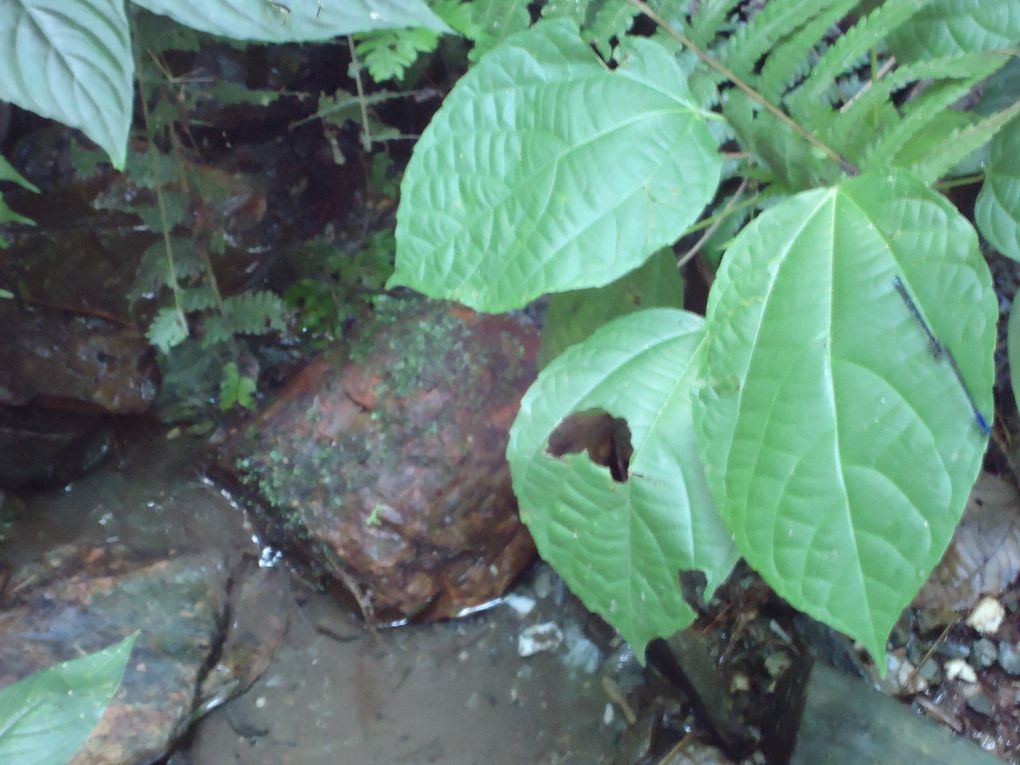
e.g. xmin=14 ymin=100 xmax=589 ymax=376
xmin=546 ymin=409 xmax=633 ymax=483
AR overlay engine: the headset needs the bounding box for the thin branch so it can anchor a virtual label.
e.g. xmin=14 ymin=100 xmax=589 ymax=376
xmin=627 ymin=0 xmax=855 ymax=174
xmin=347 ymin=35 xmax=373 ymax=152
xmin=840 ymin=55 xmax=896 ymax=113
xmin=677 ymin=178 xmax=749 ymax=269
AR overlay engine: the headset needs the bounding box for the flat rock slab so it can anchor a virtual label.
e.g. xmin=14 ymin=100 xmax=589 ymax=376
xmin=0 ymin=543 xmax=284 ymax=765
xmin=789 ymin=662 xmax=1001 ymax=765
xmin=220 ymin=297 xmax=539 ymax=623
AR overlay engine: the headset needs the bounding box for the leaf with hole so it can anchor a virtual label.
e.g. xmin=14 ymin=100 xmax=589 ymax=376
xmin=509 ymin=308 xmax=739 ymax=655
xmin=0 ymin=0 xmax=133 ymax=169
xmin=694 ymin=170 xmax=995 ymax=662
xmin=390 ymin=19 xmax=723 ymax=312
xmin=0 ymin=633 xmax=136 ymax=765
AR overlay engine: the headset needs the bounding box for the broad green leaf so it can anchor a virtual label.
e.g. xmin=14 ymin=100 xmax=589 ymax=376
xmin=0 ymin=0 xmax=133 ymax=169
xmin=976 ymin=116 xmax=1020 ymax=261
xmin=130 ymin=0 xmax=450 ymax=43
xmin=390 ymin=19 xmax=723 ymax=312
xmin=694 ymin=170 xmax=995 ymax=662
xmin=0 ymin=633 xmax=137 ymax=765
xmin=888 ymin=0 xmax=1020 ymax=61
xmin=538 ymin=249 xmax=684 ymax=367
xmin=509 ymin=309 xmax=739 ymax=656
xmin=1009 ymin=295 xmax=1020 ymax=413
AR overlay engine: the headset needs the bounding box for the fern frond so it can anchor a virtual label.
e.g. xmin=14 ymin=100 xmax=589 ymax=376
xmin=686 ymin=0 xmax=739 ymax=49
xmin=787 ymin=0 xmax=930 ymax=128
xmin=201 ymin=291 xmax=289 ymax=347
xmin=354 ymin=27 xmax=439 ymax=83
xmin=542 ymin=0 xmax=592 ymax=24
xmin=468 ymin=0 xmax=531 ymax=61
xmin=860 ymin=63 xmax=1006 ymax=171
xmin=821 ymin=51 xmax=1005 ymax=150
xmin=758 ymin=0 xmax=858 ymax=103
xmin=721 ymin=0 xmax=844 ymax=85
xmin=148 ymin=307 xmax=189 ymax=353
xmin=909 ymin=100 xmax=1020 ymax=185
xmin=584 ymin=0 xmax=639 ymax=58
xmin=178 ymin=285 xmax=219 ymax=312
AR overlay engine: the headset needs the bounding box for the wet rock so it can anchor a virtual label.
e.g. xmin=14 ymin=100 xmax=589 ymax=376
xmin=219 ymin=297 xmax=538 ymax=623
xmin=0 ymin=302 xmax=158 ymax=413
xmin=0 ymin=543 xmax=282 ymax=765
xmin=0 ymin=406 xmax=113 ymax=488
xmin=972 ymin=638 xmax=998 ymax=669
xmin=965 ymin=690 xmax=994 ymax=717
xmin=997 ymin=642 xmax=1020 ymax=675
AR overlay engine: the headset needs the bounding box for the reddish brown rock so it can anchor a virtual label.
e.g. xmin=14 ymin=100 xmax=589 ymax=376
xmin=220 ymin=296 xmax=538 ymax=623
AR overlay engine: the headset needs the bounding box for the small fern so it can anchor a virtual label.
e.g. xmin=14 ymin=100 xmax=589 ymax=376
xmin=202 ymin=290 xmax=289 ymax=347
xmin=354 ymin=27 xmax=440 ymax=83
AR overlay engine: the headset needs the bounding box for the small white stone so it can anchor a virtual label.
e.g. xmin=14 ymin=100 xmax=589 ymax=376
xmin=945 ymin=658 xmax=978 ymax=683
xmin=966 ymin=596 xmax=1005 ymax=635
xmin=602 ymin=702 xmax=615 ymax=725
xmin=504 ymin=593 xmax=536 ymax=617
xmin=518 ymin=622 xmax=564 ymax=657
xmin=255 ymin=696 xmax=267 ymax=709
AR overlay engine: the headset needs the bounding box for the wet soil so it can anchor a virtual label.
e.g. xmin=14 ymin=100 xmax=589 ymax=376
xmin=1 ymin=428 xmax=637 ymax=764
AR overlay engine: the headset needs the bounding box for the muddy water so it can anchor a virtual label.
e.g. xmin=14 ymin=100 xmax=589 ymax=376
xmin=4 ymin=430 xmax=635 ymax=764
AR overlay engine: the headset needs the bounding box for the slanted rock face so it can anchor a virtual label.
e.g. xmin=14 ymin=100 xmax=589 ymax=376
xmin=0 ymin=543 xmax=285 ymax=765
xmin=220 ymin=297 xmax=539 ymax=623
xmin=0 ymin=545 xmax=225 ymax=765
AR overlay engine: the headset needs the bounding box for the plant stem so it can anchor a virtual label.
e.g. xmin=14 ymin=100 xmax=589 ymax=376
xmin=627 ymin=0 xmax=855 ymax=174
xmin=677 ymin=178 xmax=749 ymax=268
xmin=347 ymin=35 xmax=373 ymax=153
xmin=934 ymin=173 xmax=985 ymax=191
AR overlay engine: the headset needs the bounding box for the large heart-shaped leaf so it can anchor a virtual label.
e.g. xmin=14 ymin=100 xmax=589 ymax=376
xmin=694 ymin=170 xmax=995 ymax=661
xmin=131 ymin=0 xmax=450 ymax=42
xmin=0 ymin=633 xmax=136 ymax=765
xmin=888 ymin=0 xmax=1020 ymax=61
xmin=509 ymin=309 xmax=739 ymax=655
xmin=976 ymin=116 xmax=1020 ymax=261
xmin=390 ymin=19 xmax=723 ymax=312
xmin=0 ymin=0 xmax=133 ymax=169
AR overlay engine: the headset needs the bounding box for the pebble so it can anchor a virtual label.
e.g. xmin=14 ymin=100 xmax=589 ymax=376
xmin=966 ymin=597 xmax=1005 ymax=635
xmin=998 ymin=642 xmax=1020 ymax=675
xmin=973 ymin=638 xmax=998 ymax=668
xmin=945 ymin=658 xmax=978 ymax=683
xmin=504 ymin=594 xmax=536 ymax=617
xmin=965 ymin=691 xmax=994 ymax=717
xmin=518 ymin=622 xmax=564 ymax=657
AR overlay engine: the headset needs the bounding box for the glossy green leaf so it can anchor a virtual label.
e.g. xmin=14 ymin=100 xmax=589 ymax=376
xmin=694 ymin=171 xmax=995 ymax=662
xmin=0 ymin=633 xmax=137 ymax=765
xmin=390 ymin=19 xmax=723 ymax=312
xmin=538 ymin=249 xmax=684 ymax=367
xmin=1009 ymin=294 xmax=1020 ymax=413
xmin=0 ymin=0 xmax=133 ymax=169
xmin=131 ymin=0 xmax=450 ymax=42
xmin=509 ymin=309 xmax=739 ymax=656
xmin=976 ymin=116 xmax=1020 ymax=261
xmin=888 ymin=0 xmax=1020 ymax=61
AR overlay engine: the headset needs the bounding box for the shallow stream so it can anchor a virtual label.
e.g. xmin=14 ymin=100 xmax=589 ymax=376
xmin=2 ymin=428 xmax=636 ymax=765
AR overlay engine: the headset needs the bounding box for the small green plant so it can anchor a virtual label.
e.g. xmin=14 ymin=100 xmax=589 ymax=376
xmin=218 ymin=362 xmax=257 ymax=411
xmin=391 ymin=0 xmax=1020 ymax=665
